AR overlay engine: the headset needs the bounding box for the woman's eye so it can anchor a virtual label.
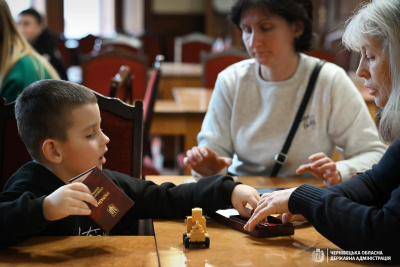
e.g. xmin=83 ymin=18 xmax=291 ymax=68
xmin=261 ymin=26 xmax=272 ymax=32
xmin=366 ymin=55 xmax=375 ymax=61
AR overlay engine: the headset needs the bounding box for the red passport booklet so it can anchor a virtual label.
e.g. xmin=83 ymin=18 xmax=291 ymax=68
xmin=69 ymin=166 xmax=134 ymax=232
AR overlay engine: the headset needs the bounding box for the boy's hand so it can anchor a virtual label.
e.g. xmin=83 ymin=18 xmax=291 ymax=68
xmin=244 ymin=188 xmax=296 ymax=232
xmin=43 ymin=183 xmax=97 ymax=221
xmin=231 ymin=184 xmax=260 ymax=219
xmin=184 ymin=146 xmax=232 ymax=177
xmin=296 ymin=152 xmax=341 ymax=186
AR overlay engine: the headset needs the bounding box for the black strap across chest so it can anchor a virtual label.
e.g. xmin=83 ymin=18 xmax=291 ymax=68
xmin=270 ymin=60 xmax=326 ymax=177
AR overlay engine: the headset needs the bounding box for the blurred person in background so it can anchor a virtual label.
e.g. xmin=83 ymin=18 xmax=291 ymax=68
xmin=18 ymin=8 xmax=67 ymax=80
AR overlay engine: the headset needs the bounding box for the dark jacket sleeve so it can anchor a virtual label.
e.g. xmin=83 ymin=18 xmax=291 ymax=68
xmin=323 ymin=139 xmax=400 ymax=207
xmin=0 ymin=190 xmax=48 ymax=248
xmin=104 ymin=171 xmax=240 ymax=219
xmin=288 ymin=140 xmax=400 ymax=263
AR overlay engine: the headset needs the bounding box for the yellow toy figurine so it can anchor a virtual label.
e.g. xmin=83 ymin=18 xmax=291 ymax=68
xmin=183 ymin=207 xmax=210 ymax=248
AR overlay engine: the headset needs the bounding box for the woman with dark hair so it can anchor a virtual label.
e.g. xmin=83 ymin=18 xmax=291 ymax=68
xmin=184 ymin=0 xmax=386 ymax=186
xmin=245 ymin=0 xmax=400 ymax=262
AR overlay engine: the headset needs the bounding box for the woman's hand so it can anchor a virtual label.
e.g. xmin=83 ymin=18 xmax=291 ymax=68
xmin=183 ymin=146 xmax=232 ymax=177
xmin=296 ymin=152 xmax=341 ymax=186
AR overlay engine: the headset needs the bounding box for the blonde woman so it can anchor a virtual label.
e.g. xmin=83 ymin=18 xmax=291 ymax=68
xmin=0 ymin=0 xmax=59 ymax=103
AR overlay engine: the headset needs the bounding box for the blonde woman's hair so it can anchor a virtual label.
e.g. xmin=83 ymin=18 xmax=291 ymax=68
xmin=342 ymin=0 xmax=400 ymax=143
xmin=0 ymin=0 xmax=59 ymax=86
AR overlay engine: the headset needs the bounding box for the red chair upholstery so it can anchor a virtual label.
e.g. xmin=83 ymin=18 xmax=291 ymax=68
xmin=0 ymin=99 xmax=32 ymax=191
xmin=82 ymin=48 xmax=148 ymax=100
xmin=56 ymin=33 xmax=73 ymax=68
xmin=79 ymin=34 xmax=99 ymax=55
xmin=201 ymin=47 xmax=250 ymax=88
xmin=174 ymin=32 xmax=215 ymax=63
xmin=96 ymin=93 xmax=143 ymax=178
xmin=137 ymin=31 xmax=163 ymax=66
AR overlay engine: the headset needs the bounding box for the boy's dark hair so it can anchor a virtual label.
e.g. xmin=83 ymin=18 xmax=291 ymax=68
xmin=19 ymin=8 xmax=43 ymax=24
xmin=15 ymin=80 xmax=97 ymax=160
xmin=228 ymin=0 xmax=313 ymax=52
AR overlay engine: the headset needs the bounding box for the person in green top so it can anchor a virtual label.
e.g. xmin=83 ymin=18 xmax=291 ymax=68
xmin=0 ymin=0 xmax=59 ymax=103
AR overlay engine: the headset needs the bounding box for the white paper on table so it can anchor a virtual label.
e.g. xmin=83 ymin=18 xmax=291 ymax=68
xmin=215 ymin=208 xmax=239 ymax=218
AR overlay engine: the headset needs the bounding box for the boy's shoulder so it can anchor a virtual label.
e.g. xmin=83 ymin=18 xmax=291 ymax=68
xmin=3 ymin=162 xmax=63 ymax=195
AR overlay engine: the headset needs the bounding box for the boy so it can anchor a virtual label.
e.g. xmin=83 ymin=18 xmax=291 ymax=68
xmin=0 ymin=80 xmax=260 ymax=247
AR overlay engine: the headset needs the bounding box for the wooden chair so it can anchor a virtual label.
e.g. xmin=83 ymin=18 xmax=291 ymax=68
xmin=143 ymin=55 xmax=164 ymax=150
xmin=0 ymin=99 xmax=32 ymax=191
xmin=78 ymin=34 xmax=99 ymax=55
xmin=100 ymin=33 xmax=142 ymax=55
xmin=96 ymin=94 xmax=154 ymax=235
xmin=82 ymin=48 xmax=148 ymax=100
xmin=142 ymin=55 xmax=165 ymax=177
xmin=109 ymin=65 xmax=133 ymax=103
xmin=101 ymin=33 xmax=143 ymax=53
xmin=137 ymin=31 xmax=163 ymax=66
xmin=201 ymin=47 xmax=250 ymax=88
xmin=95 ymin=93 xmax=143 ymax=179
xmin=100 ymin=43 xmax=141 ymax=55
xmin=174 ymin=32 xmax=215 ymax=63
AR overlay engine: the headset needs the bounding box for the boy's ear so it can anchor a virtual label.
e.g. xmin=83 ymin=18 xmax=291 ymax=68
xmin=42 ymin=139 xmax=63 ymax=164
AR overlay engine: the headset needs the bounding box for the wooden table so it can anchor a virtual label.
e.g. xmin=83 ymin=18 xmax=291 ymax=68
xmin=158 ymin=62 xmax=203 ymax=99
xmin=0 ymin=236 xmax=159 ymax=267
xmin=148 ymin=175 xmax=378 ymax=267
xmin=1 ymin=176 xmax=384 ymax=266
xmin=150 ymin=88 xmax=212 ymax=174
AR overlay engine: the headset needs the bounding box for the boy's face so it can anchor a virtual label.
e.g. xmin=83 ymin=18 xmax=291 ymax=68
xmin=58 ymin=103 xmax=109 ymax=179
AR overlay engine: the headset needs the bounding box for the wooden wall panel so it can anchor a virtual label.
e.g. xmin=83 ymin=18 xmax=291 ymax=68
xmin=46 ymin=0 xmax=64 ymax=33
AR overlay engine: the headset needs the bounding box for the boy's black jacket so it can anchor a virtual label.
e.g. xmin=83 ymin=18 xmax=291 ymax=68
xmin=0 ymin=162 xmax=239 ymax=248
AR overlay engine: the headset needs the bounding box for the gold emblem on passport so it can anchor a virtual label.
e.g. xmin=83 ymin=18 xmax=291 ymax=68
xmin=107 ymin=204 xmax=119 ymax=217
